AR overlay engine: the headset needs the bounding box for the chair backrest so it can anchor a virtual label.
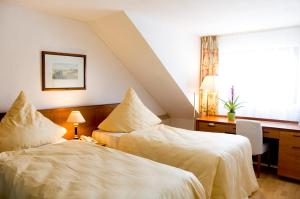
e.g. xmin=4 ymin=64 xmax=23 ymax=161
xmin=236 ymin=120 xmax=263 ymax=155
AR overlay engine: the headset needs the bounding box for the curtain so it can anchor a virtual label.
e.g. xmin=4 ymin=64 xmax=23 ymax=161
xmin=199 ymin=36 xmax=219 ymax=116
xmin=218 ymin=27 xmax=300 ymax=121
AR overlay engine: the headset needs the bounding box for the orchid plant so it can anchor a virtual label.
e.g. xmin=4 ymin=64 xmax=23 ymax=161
xmin=220 ymin=86 xmax=243 ymax=113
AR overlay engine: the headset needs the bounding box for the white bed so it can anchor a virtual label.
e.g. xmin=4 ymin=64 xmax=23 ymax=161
xmin=0 ymin=140 xmax=205 ymax=199
xmin=93 ymin=125 xmax=259 ymax=199
xmin=0 ymin=91 xmax=206 ymax=199
xmin=92 ymin=130 xmax=125 ymax=148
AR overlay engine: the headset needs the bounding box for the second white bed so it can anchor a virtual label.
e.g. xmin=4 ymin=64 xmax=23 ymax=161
xmin=92 ymin=125 xmax=258 ymax=199
xmin=92 ymin=130 xmax=125 ymax=148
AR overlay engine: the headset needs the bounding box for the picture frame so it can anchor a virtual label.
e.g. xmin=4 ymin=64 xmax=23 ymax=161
xmin=41 ymin=51 xmax=86 ymax=91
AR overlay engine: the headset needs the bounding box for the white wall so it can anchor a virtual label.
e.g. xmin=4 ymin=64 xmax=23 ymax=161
xmin=128 ymin=14 xmax=201 ymax=105
xmin=169 ymin=118 xmax=195 ymax=130
xmin=0 ymin=2 xmax=165 ymax=115
xmin=90 ymin=12 xmax=194 ymax=119
xmin=127 ymin=13 xmax=200 ymax=129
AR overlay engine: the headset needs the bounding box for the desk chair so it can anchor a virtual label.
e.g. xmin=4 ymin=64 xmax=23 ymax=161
xmin=236 ymin=120 xmax=270 ymax=177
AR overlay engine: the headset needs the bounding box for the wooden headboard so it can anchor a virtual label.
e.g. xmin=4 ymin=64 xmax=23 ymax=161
xmin=0 ymin=104 xmax=118 ymax=139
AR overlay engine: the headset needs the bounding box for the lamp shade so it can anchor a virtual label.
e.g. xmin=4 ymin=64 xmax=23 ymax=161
xmin=67 ymin=111 xmax=86 ymax=124
xmin=200 ymin=75 xmax=218 ymax=92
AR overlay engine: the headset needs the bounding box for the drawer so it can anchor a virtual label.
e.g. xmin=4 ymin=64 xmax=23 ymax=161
xmin=278 ymin=131 xmax=300 ymax=180
xmin=280 ymin=131 xmax=300 ymax=147
xmin=197 ymin=121 xmax=235 ymax=134
xmin=262 ymin=128 xmax=280 ymax=139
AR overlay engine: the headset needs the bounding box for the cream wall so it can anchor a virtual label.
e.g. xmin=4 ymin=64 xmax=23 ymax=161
xmin=128 ymin=14 xmax=200 ymax=104
xmin=169 ymin=118 xmax=195 ymax=130
xmin=127 ymin=14 xmax=200 ymax=129
xmin=90 ymin=12 xmax=195 ymax=119
xmin=0 ymin=2 xmax=165 ymax=115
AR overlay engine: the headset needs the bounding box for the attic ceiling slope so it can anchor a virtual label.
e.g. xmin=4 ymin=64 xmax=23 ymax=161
xmin=90 ymin=11 xmax=194 ymax=118
xmin=126 ymin=13 xmax=200 ymax=107
xmin=4 ymin=0 xmax=300 ymax=35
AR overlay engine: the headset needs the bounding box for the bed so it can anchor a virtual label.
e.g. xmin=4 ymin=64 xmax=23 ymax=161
xmin=0 ymin=140 xmax=205 ymax=199
xmin=92 ymin=130 xmax=124 ymax=148
xmin=92 ymin=124 xmax=259 ymax=199
xmin=0 ymin=91 xmax=205 ymax=199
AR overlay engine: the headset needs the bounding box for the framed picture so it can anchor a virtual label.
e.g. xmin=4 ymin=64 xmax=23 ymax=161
xmin=41 ymin=51 xmax=86 ymax=90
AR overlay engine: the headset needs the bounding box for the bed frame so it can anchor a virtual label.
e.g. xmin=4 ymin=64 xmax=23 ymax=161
xmin=0 ymin=104 xmax=118 ymax=139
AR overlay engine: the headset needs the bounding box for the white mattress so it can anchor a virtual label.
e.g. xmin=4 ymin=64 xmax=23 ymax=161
xmin=92 ymin=130 xmax=125 ymax=148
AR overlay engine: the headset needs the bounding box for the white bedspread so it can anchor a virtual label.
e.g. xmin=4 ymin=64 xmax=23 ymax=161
xmin=117 ymin=124 xmax=259 ymax=199
xmin=92 ymin=130 xmax=125 ymax=148
xmin=0 ymin=141 xmax=205 ymax=199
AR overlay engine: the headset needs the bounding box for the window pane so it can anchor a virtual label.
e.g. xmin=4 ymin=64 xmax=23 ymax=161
xmin=218 ymin=27 xmax=300 ymax=121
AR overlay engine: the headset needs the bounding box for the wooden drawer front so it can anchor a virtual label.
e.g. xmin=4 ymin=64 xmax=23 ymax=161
xmin=226 ymin=125 xmax=236 ymax=133
xmin=197 ymin=122 xmax=235 ymax=134
xmin=263 ymin=128 xmax=280 ymax=139
xmin=280 ymin=131 xmax=300 ymax=147
xmin=278 ymin=131 xmax=300 ymax=180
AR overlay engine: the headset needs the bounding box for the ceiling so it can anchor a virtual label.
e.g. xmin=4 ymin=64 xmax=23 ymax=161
xmin=4 ymin=0 xmax=300 ymax=35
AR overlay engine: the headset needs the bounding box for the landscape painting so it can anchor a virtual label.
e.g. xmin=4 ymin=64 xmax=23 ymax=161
xmin=42 ymin=51 xmax=86 ymax=90
xmin=52 ymin=63 xmax=79 ymax=80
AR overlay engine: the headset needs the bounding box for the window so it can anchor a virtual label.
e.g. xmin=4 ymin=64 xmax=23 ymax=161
xmin=218 ymin=27 xmax=300 ymax=121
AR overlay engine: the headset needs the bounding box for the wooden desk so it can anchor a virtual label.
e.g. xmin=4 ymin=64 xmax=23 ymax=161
xmin=196 ymin=116 xmax=300 ymax=180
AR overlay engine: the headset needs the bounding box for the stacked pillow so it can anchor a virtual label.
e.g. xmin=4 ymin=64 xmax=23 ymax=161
xmin=0 ymin=91 xmax=66 ymax=152
xmin=98 ymin=88 xmax=161 ymax=133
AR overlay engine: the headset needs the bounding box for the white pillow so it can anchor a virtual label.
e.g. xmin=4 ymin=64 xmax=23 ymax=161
xmin=0 ymin=91 xmax=66 ymax=152
xmin=98 ymin=88 xmax=161 ymax=132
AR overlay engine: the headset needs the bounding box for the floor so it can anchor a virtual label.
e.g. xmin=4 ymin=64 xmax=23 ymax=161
xmin=250 ymin=168 xmax=300 ymax=199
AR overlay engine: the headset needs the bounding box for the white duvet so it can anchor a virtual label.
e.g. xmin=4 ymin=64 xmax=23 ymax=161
xmin=0 ymin=141 xmax=205 ymax=199
xmin=117 ymin=124 xmax=259 ymax=199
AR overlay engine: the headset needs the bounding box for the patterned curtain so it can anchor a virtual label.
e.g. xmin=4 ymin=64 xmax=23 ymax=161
xmin=199 ymin=36 xmax=219 ymax=116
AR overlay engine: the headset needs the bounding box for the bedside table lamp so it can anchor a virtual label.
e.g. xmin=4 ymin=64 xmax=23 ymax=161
xmin=67 ymin=111 xmax=86 ymax=139
xmin=200 ymin=75 xmax=218 ymax=116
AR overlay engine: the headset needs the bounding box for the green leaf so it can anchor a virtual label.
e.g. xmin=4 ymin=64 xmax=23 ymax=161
xmin=233 ymin=96 xmax=240 ymax=104
xmin=219 ymin=95 xmax=245 ymax=112
xmin=219 ymin=98 xmax=227 ymax=104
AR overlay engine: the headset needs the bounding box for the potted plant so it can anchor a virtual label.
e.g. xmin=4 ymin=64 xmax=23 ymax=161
xmin=220 ymin=86 xmax=243 ymax=121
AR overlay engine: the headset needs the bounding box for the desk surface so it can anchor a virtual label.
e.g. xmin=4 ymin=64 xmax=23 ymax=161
xmin=197 ymin=116 xmax=300 ymax=132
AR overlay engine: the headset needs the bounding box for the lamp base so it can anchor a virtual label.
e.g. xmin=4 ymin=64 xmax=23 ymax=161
xmin=74 ymin=126 xmax=79 ymax=139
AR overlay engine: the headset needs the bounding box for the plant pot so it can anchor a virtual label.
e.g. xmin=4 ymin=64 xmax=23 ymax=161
xmin=227 ymin=112 xmax=236 ymax=121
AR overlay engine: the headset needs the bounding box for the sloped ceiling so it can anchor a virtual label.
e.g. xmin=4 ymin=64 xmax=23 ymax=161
xmin=4 ymin=0 xmax=300 ymax=118
xmin=4 ymin=0 xmax=300 ymax=35
xmin=90 ymin=11 xmax=194 ymax=117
